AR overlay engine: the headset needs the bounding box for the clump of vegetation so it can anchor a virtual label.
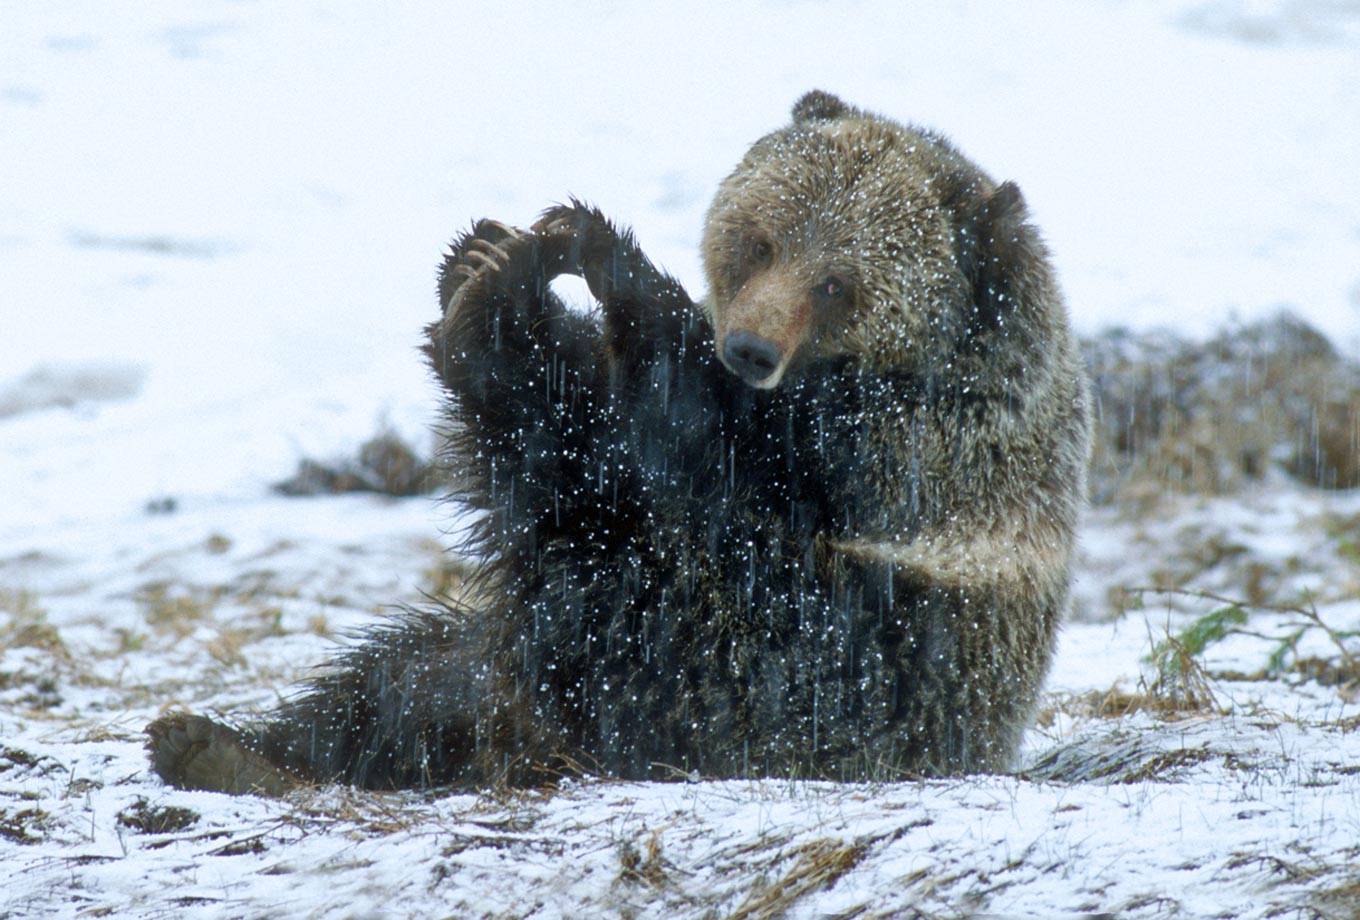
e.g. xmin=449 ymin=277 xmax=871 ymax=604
xmin=0 ymin=747 xmax=55 ymax=773
xmin=203 ymin=607 xmax=284 ymax=667
xmin=1085 ymin=312 xmax=1360 ymax=504
xmin=1143 ymin=601 xmax=1246 ymax=710
xmin=138 ymin=584 xmax=215 ymax=637
xmin=616 ymin=830 xmax=669 ymax=888
xmin=1145 ymin=601 xmax=1247 ymax=678
xmin=726 ymin=838 xmax=869 ymax=920
xmin=117 ymin=797 xmax=199 ymax=834
xmin=0 ymin=590 xmax=66 ymax=659
xmin=1024 ymin=724 xmax=1217 ymax=785
xmin=0 ymin=806 xmax=52 ymax=845
xmin=1320 ymin=510 xmax=1360 ymax=596
xmin=274 ymin=431 xmax=437 ymax=497
xmin=1063 ymin=585 xmax=1360 ymax=725
xmin=1133 ymin=587 xmax=1360 ymax=697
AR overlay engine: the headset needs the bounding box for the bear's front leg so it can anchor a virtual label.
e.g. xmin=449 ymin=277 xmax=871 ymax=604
xmin=426 ymin=219 xmax=599 ymax=450
xmin=426 ymin=219 xmax=621 ymax=548
xmin=532 ymin=201 xmax=710 ymax=386
xmin=428 ymin=208 xmax=711 ymax=559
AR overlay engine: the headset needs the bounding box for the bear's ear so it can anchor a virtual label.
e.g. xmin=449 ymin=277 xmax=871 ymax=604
xmin=952 ymin=180 xmax=1040 ymax=333
xmin=792 ymin=90 xmax=851 ymax=124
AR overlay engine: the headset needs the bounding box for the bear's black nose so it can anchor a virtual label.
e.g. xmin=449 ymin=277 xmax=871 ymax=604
xmin=723 ymin=330 xmax=782 ymax=385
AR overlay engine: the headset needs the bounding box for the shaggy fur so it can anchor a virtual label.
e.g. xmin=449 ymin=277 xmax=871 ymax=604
xmin=146 ymin=91 xmax=1092 ymax=793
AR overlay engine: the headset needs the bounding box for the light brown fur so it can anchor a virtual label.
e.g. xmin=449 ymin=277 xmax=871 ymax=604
xmin=703 ymin=91 xmax=1092 ymax=771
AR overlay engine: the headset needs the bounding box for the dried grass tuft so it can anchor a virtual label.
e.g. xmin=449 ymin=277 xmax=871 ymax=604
xmin=726 ymin=838 xmax=868 ymax=920
xmin=0 ymin=590 xmax=67 ymax=659
xmin=274 ymin=430 xmax=438 ymax=497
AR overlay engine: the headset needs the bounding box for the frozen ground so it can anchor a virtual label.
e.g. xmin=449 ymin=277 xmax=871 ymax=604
xmin=3 ymin=1 xmax=1360 ymax=917
xmin=3 ymin=482 xmax=1360 ymax=918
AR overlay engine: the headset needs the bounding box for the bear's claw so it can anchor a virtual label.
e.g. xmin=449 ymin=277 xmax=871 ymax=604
xmin=439 ymin=219 xmax=529 ymax=312
xmin=470 ymin=237 xmax=512 ymax=262
xmin=480 ymin=219 xmax=524 ymax=240
xmin=464 ymin=247 xmax=503 ymax=271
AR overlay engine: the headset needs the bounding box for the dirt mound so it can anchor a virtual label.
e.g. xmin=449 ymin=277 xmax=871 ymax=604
xmin=1085 ymin=312 xmax=1359 ymax=503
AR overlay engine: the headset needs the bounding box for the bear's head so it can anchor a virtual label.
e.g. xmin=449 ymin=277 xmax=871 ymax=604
xmin=702 ymin=90 xmax=1041 ymax=389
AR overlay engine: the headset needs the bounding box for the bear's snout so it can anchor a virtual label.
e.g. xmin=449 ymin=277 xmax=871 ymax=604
xmin=723 ymin=330 xmax=782 ymax=386
xmin=716 ymin=269 xmax=812 ymax=389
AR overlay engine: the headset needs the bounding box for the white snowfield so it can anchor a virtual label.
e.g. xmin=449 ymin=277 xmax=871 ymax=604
xmin=3 ymin=2 xmax=1359 ymax=918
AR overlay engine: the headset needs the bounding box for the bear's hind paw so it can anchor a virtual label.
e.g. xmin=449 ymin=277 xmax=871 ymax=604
xmin=146 ymin=712 xmax=301 ymax=797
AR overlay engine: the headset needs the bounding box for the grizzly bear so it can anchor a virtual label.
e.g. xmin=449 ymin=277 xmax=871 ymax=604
xmin=147 ymin=90 xmax=1092 ymax=793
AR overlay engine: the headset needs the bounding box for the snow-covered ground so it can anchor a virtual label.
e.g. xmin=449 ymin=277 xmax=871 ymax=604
xmin=3 ymin=481 xmax=1360 ymax=918
xmin=3 ymin=2 xmax=1360 ymax=917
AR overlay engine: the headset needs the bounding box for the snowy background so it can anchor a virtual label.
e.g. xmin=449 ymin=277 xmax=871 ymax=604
xmin=3 ymin=1 xmax=1360 ymax=917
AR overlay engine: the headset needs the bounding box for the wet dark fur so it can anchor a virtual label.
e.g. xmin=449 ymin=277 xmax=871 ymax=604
xmin=147 ymin=94 xmax=1090 ymax=792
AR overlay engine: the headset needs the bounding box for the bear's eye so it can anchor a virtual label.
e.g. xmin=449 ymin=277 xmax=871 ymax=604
xmin=818 ymin=276 xmax=846 ymax=300
xmin=749 ymin=239 xmax=772 ymax=265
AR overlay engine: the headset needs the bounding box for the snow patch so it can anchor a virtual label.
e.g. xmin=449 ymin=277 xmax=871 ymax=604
xmin=0 ymin=361 xmax=145 ymax=419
